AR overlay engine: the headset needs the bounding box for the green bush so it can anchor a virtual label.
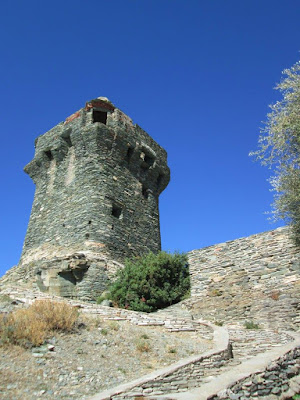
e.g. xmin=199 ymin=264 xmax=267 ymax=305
xmin=109 ymin=251 xmax=190 ymax=312
xmin=96 ymin=291 xmax=111 ymax=304
xmin=214 ymin=321 xmax=224 ymax=326
xmin=244 ymin=320 xmax=260 ymax=330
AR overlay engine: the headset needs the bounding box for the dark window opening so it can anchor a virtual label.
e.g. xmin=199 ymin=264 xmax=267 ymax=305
xmin=112 ymin=204 xmax=122 ymax=219
xmin=141 ymin=152 xmax=155 ymax=170
xmin=142 ymin=186 xmax=149 ymax=199
xmin=45 ymin=150 xmax=53 ymax=160
xmin=58 ymin=266 xmax=89 ymax=285
xmin=62 ymin=133 xmax=72 ymax=147
xmin=93 ymin=110 xmax=107 ymax=124
xmin=157 ymin=174 xmax=164 ymax=187
xmin=144 ymin=154 xmax=154 ymax=166
xmin=88 ymin=220 xmax=92 ymax=225
xmin=62 ymin=223 xmax=65 ymax=227
xmin=58 ymin=271 xmax=77 ymax=285
xmin=73 ymin=268 xmax=89 ymax=282
xmin=126 ymin=147 xmax=134 ymax=162
xmin=85 ymin=233 xmax=90 ymax=239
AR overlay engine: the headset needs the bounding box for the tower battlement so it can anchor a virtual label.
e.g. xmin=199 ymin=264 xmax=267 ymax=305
xmin=18 ymin=98 xmax=170 ymax=300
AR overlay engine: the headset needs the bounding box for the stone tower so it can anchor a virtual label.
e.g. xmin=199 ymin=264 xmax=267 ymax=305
xmin=17 ymin=98 xmax=170 ymax=300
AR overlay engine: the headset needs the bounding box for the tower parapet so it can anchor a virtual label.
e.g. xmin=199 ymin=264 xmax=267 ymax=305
xmin=18 ymin=98 xmax=170 ymax=300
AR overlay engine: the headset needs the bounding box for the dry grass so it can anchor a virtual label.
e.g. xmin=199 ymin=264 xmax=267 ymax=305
xmin=0 ymin=300 xmax=78 ymax=347
xmin=108 ymin=321 xmax=120 ymax=331
xmin=30 ymin=300 xmax=78 ymax=331
xmin=0 ymin=312 xmax=213 ymax=400
xmin=136 ymin=339 xmax=151 ymax=353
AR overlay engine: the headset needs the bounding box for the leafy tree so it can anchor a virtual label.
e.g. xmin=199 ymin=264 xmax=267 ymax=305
xmin=109 ymin=251 xmax=190 ymax=312
xmin=250 ymin=60 xmax=300 ymax=246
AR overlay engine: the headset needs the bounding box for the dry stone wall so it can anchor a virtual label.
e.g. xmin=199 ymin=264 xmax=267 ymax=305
xmin=209 ymin=346 xmax=300 ymax=400
xmin=87 ymin=322 xmax=231 ymax=400
xmin=107 ymin=348 xmax=232 ymax=399
xmin=187 ymin=227 xmax=300 ymax=329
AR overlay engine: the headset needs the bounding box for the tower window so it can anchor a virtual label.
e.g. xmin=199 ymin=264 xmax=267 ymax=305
xmin=141 ymin=151 xmax=155 ymax=170
xmin=157 ymin=174 xmax=164 ymax=187
xmin=126 ymin=146 xmax=134 ymax=162
xmin=144 ymin=154 xmax=154 ymax=166
xmin=93 ymin=110 xmax=107 ymax=124
xmin=112 ymin=204 xmax=122 ymax=219
xmin=62 ymin=132 xmax=72 ymax=147
xmin=142 ymin=186 xmax=149 ymax=199
xmin=44 ymin=150 xmax=53 ymax=160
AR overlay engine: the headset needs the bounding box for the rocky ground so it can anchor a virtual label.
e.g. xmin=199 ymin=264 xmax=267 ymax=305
xmin=0 ymin=296 xmax=212 ymax=400
xmin=0 ymin=289 xmax=298 ymax=400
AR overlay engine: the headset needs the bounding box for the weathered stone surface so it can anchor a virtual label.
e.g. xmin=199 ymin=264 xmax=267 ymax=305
xmin=187 ymin=227 xmax=300 ymax=330
xmin=210 ymin=346 xmax=300 ymax=400
xmin=3 ymin=98 xmax=170 ymax=300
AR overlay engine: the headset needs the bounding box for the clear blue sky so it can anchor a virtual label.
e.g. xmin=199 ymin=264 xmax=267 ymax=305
xmin=1 ymin=1 xmax=300 ymax=277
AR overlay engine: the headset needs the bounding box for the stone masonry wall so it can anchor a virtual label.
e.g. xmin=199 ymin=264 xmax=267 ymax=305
xmin=21 ymin=98 xmax=170 ymax=265
xmin=108 ymin=348 xmax=232 ymax=399
xmin=0 ymin=254 xmax=124 ymax=302
xmin=14 ymin=98 xmax=170 ymax=300
xmin=187 ymin=227 xmax=300 ymax=329
xmin=209 ymin=346 xmax=300 ymax=400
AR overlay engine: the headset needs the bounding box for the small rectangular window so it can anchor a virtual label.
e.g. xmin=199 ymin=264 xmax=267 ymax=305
xmin=141 ymin=151 xmax=155 ymax=170
xmin=93 ymin=110 xmax=107 ymax=124
xmin=144 ymin=154 xmax=154 ymax=166
xmin=142 ymin=186 xmax=149 ymax=199
xmin=44 ymin=150 xmax=53 ymax=160
xmin=157 ymin=174 xmax=164 ymax=187
xmin=126 ymin=147 xmax=134 ymax=162
xmin=62 ymin=132 xmax=72 ymax=147
xmin=112 ymin=204 xmax=122 ymax=219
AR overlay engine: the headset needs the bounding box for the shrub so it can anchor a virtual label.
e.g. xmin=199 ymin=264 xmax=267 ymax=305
xmin=96 ymin=291 xmax=111 ymax=304
xmin=108 ymin=321 xmax=119 ymax=331
xmin=140 ymin=334 xmax=149 ymax=340
xmin=0 ymin=300 xmax=78 ymax=347
xmin=136 ymin=339 xmax=151 ymax=352
xmin=168 ymin=346 xmax=177 ymax=354
xmin=109 ymin=251 xmax=190 ymax=312
xmin=30 ymin=300 xmax=78 ymax=331
xmin=214 ymin=321 xmax=224 ymax=326
xmin=244 ymin=320 xmax=260 ymax=330
xmin=0 ymin=310 xmax=47 ymax=347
